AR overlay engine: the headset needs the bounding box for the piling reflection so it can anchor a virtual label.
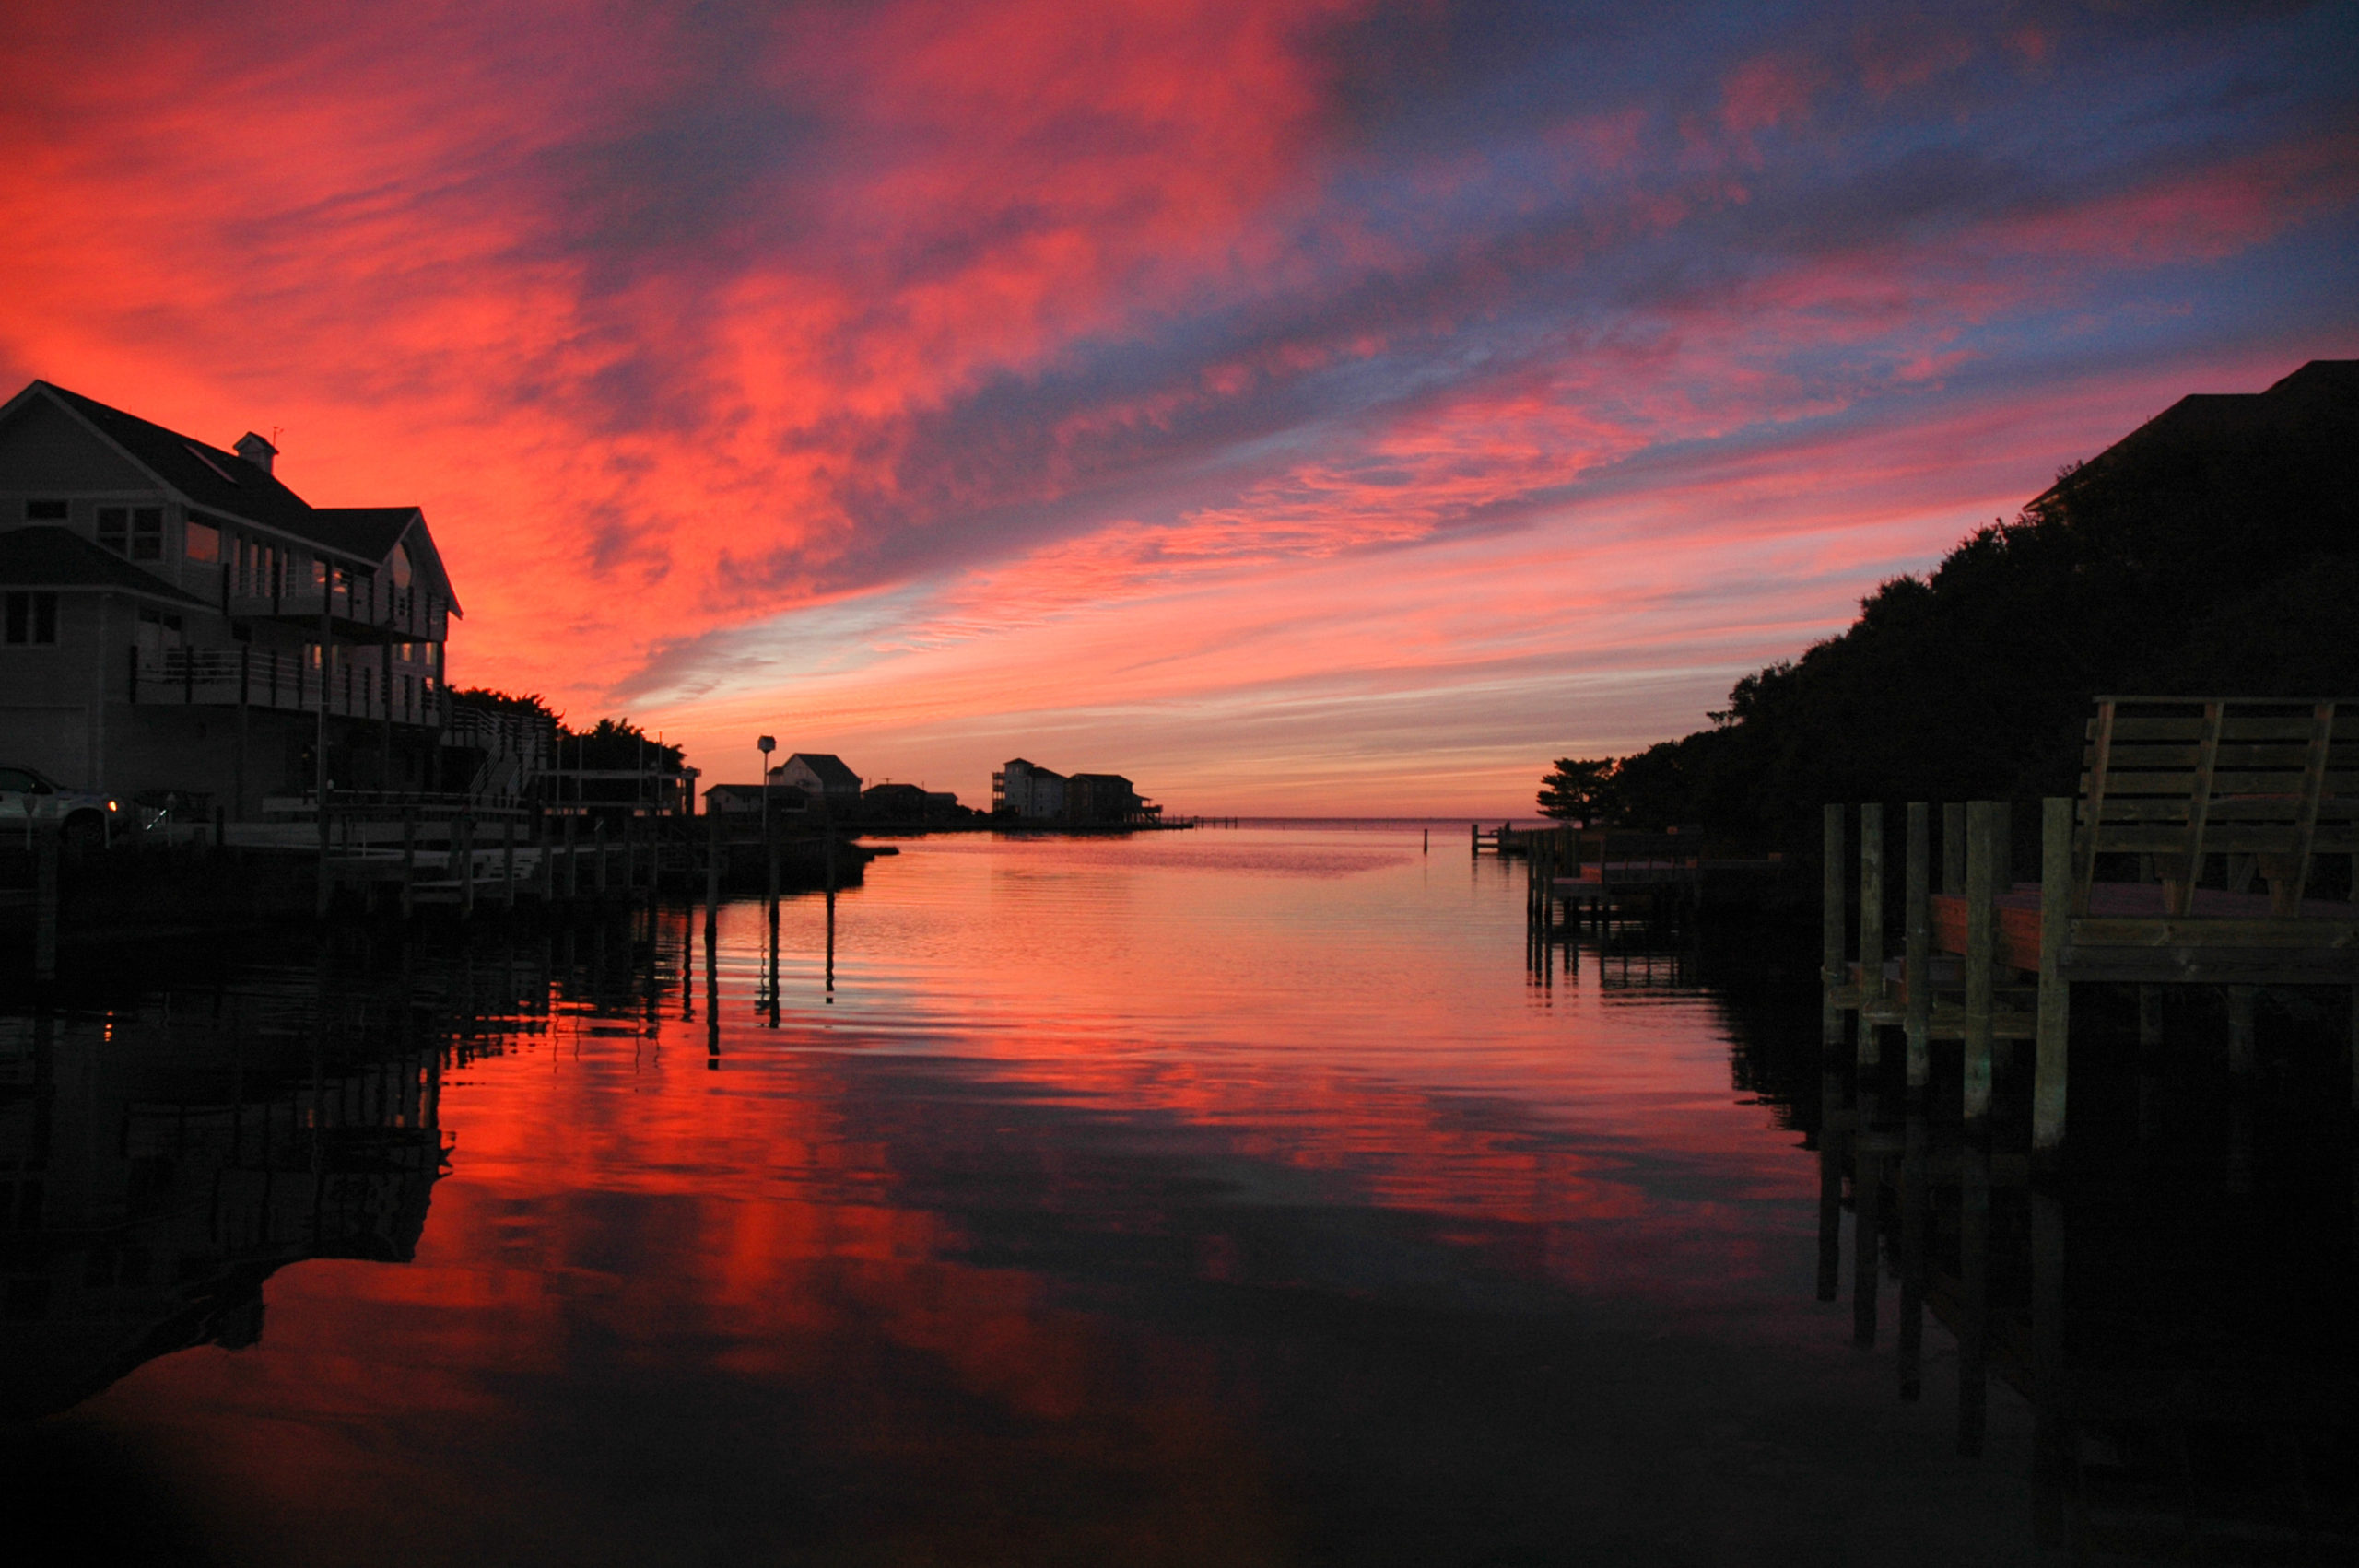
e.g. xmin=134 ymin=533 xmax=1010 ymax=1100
xmin=1809 ymin=992 xmax=2359 ymax=1561
xmin=27 ymin=826 xmax=2313 ymax=1562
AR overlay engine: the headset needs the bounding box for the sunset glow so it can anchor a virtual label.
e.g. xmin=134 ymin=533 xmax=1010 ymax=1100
xmin=5 ymin=1 xmax=2353 ymax=811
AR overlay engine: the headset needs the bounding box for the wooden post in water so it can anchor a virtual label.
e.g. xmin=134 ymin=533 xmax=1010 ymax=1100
xmin=1897 ymin=1110 xmax=1926 ymax=1401
xmin=1858 ymin=802 xmax=1884 ymax=1067
xmin=1904 ymin=802 xmax=1931 ymax=1093
xmin=2032 ymin=797 xmax=2072 ymax=1152
xmin=1814 ymin=1070 xmax=1843 ymax=1304
xmin=1852 ymin=1088 xmax=1880 ymax=1346
xmin=33 ymin=822 xmax=59 ymax=983
xmin=2029 ymin=1188 xmax=2070 ymax=1547
xmin=563 ymin=811 xmax=579 ymax=900
xmin=1963 ymin=801 xmax=1996 ymax=1126
xmin=535 ymin=806 xmax=552 ymax=900
xmin=2227 ymin=985 xmax=2257 ymax=1075
xmin=502 ymin=815 xmax=517 ymax=910
xmin=1958 ymin=1140 xmax=1990 ymax=1457
xmin=704 ymin=810 xmax=721 ymax=942
xmin=594 ymin=817 xmax=610 ymax=897
xmin=1821 ymin=804 xmax=1847 ymax=1055
xmin=1423 ymin=828 xmax=1428 ymax=854
xmin=1942 ymin=802 xmax=1966 ymax=895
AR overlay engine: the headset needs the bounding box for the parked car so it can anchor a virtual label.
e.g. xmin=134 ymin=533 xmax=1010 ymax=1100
xmin=0 ymin=764 xmax=126 ymax=848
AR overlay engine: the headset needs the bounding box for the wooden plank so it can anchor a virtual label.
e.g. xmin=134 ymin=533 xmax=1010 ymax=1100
xmin=1906 ymin=802 xmax=1931 ymax=1092
xmin=2067 ymin=915 xmax=2359 ymax=948
xmin=1823 ymin=803 xmax=1846 ymax=1052
xmin=2172 ymin=702 xmax=2223 ymax=913
xmin=2283 ymin=701 xmax=2335 ymax=909
xmin=2071 ymin=702 xmax=2114 ymax=911
xmin=1965 ymin=802 xmax=1996 ymax=1123
xmin=1859 ymin=802 xmax=1884 ymax=1067
xmin=2033 ymin=798 xmax=2071 ymax=1150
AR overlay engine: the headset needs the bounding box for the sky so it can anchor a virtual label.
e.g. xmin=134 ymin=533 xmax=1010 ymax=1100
xmin=3 ymin=1 xmax=2354 ymax=813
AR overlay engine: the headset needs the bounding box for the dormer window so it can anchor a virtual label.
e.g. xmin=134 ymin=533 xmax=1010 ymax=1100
xmin=98 ymin=506 xmax=165 ymax=560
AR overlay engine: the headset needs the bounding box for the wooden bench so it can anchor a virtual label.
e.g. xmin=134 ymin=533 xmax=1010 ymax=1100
xmin=1825 ymin=697 xmax=2358 ymax=1151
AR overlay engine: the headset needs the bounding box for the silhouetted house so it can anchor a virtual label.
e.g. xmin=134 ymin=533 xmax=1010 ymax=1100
xmin=861 ymin=781 xmax=930 ymax=820
xmin=704 ymin=782 xmax=807 ymax=815
xmin=768 ymin=751 xmax=861 ymax=803
xmin=1066 ymin=771 xmax=1156 ymax=825
xmin=0 ymin=380 xmax=460 ymax=814
xmin=993 ymin=757 xmax=1064 ymax=820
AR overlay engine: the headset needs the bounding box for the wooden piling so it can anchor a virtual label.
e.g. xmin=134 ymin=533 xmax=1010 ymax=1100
xmin=1858 ymin=802 xmax=1884 ymax=1067
xmin=1958 ymin=1140 xmax=1990 ymax=1457
xmin=1852 ymin=1090 xmax=1880 ymax=1346
xmin=1822 ymin=803 xmax=1846 ymax=1054
xmin=1942 ymin=802 xmax=1966 ymax=895
xmin=594 ymin=817 xmax=610 ymax=897
xmin=1904 ymin=802 xmax=1931 ymax=1093
xmin=1897 ymin=1111 xmax=1926 ymax=1401
xmin=1815 ymin=1071 xmax=1842 ymax=1304
xmin=2032 ymin=796 xmax=2071 ymax=1151
xmin=502 ymin=815 xmax=517 ymax=909
xmin=460 ymin=812 xmax=476 ymax=917
xmin=704 ymin=811 xmax=721 ymax=940
xmin=1963 ymin=801 xmax=1996 ymax=1125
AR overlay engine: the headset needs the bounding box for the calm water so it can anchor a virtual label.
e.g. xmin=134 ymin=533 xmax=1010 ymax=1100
xmin=1 ymin=824 xmax=2107 ymax=1563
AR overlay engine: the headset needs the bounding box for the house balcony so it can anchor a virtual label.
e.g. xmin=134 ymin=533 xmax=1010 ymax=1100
xmin=224 ymin=581 xmax=448 ymax=640
xmin=129 ymin=646 xmax=446 ymax=727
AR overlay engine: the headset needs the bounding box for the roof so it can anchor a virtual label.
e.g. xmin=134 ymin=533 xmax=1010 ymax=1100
xmin=11 ymin=384 xmax=459 ymax=610
xmin=37 ymin=382 xmax=326 ymax=542
xmin=310 ymin=507 xmax=422 ymax=560
xmin=0 ymin=526 xmax=210 ymax=605
xmin=783 ymin=753 xmax=862 ymax=787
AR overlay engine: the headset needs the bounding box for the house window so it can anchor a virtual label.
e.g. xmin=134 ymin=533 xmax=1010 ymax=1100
xmin=96 ymin=506 xmax=165 ymax=559
xmin=26 ymin=499 xmax=67 ymax=521
xmin=185 ymin=518 xmax=221 ymax=563
xmin=4 ymin=591 xmax=58 ymax=645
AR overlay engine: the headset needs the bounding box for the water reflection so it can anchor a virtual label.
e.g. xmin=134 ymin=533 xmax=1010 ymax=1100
xmin=14 ymin=828 xmax=2339 ymax=1562
xmin=0 ymin=979 xmax=447 ymax=1422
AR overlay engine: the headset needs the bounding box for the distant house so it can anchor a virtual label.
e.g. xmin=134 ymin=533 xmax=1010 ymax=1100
xmin=994 ymin=759 xmax=1158 ymax=825
xmin=992 ymin=757 xmax=1064 ymax=820
xmin=0 ymin=380 xmax=460 ymax=814
xmin=767 ymin=751 xmax=861 ymax=803
xmin=704 ymin=782 xmax=807 ymax=815
xmin=861 ymin=782 xmax=930 ymax=819
xmin=1067 ymin=772 xmax=1152 ymax=825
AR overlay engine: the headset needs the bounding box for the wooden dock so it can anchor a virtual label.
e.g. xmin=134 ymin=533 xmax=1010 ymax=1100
xmin=1821 ymin=697 xmax=2359 ymax=1150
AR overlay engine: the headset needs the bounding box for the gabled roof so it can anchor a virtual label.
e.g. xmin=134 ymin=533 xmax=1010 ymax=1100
xmin=783 ymin=752 xmax=862 ymax=787
xmin=0 ymin=526 xmax=210 ymax=605
xmin=34 ymin=382 xmax=324 ymax=540
xmin=7 ymin=383 xmax=459 ymax=610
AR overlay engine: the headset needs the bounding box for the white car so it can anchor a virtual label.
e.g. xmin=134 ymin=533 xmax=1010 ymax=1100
xmin=0 ymin=764 xmax=125 ymax=849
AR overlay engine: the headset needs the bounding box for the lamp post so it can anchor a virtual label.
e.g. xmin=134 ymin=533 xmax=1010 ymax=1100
xmin=757 ymin=734 xmax=776 ymax=846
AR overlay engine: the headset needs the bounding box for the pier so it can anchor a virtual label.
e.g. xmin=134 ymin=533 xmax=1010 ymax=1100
xmin=1817 ymin=697 xmax=2358 ymax=1153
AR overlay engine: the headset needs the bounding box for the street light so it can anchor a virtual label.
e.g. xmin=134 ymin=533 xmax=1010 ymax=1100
xmin=757 ymin=735 xmax=776 ymax=845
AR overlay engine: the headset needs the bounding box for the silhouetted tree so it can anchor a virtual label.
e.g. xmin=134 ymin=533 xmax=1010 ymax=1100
xmin=1537 ymin=757 xmax=1621 ymax=823
xmin=1586 ymin=361 xmax=2359 ymax=851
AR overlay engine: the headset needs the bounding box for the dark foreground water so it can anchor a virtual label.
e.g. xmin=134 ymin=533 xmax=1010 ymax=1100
xmin=3 ymin=825 xmax=2351 ymax=1564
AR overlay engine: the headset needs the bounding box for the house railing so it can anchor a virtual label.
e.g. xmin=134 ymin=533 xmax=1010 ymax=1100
xmin=223 ymin=581 xmax=448 ymax=639
xmin=130 ymin=646 xmax=446 ymax=727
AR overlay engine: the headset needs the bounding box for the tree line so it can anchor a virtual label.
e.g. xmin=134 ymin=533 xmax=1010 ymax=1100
xmin=1539 ymin=362 xmax=2359 ymax=849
